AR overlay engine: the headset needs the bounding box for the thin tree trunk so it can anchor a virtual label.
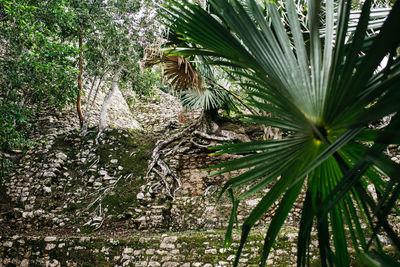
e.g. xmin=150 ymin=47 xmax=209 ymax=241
xmin=98 ymin=67 xmax=122 ymax=131
xmin=77 ymin=33 xmax=84 ymax=128
xmin=90 ymin=71 xmax=107 ymax=112
xmin=81 ymin=74 xmax=98 ymax=134
xmin=81 ymin=71 xmax=107 ymax=134
xmin=84 ymin=74 xmax=98 ymax=117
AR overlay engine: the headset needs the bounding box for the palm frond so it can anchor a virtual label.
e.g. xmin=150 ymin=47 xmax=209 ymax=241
xmin=161 ymin=0 xmax=400 ymax=265
xmin=141 ymin=46 xmax=203 ymax=94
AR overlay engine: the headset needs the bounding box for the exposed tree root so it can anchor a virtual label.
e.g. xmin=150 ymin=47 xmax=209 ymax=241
xmin=146 ymin=121 xmax=199 ymax=179
xmin=146 ymin=117 xmax=254 ymax=199
xmin=193 ymin=130 xmax=232 ymax=141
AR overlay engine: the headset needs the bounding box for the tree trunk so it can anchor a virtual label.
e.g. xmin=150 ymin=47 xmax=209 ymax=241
xmin=77 ymin=33 xmax=84 ymax=128
xmin=198 ymin=107 xmax=220 ymax=133
xmin=98 ymin=67 xmax=122 ymax=131
xmin=81 ymin=72 xmax=106 ymax=134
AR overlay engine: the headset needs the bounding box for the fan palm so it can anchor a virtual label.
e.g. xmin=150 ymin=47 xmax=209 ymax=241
xmin=142 ymin=44 xmax=240 ymax=118
xmin=161 ymin=0 xmax=400 ymax=266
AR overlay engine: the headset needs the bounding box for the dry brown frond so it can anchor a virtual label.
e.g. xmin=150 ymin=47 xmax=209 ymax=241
xmin=141 ymin=45 xmax=203 ymax=94
xmin=163 ymin=55 xmax=203 ymax=95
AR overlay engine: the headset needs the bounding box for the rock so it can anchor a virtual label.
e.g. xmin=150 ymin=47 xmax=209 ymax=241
xmin=162 ymin=236 xmax=178 ymax=243
xmin=170 ymin=249 xmax=179 ymax=255
xmin=103 ymin=175 xmax=113 ymax=181
xmin=34 ymin=209 xmax=45 ymax=216
xmin=110 ymin=159 xmax=118 ymax=164
xmin=55 ymin=152 xmax=68 ymax=161
xmin=43 ymin=186 xmax=52 ymax=194
xmin=20 ymin=259 xmax=29 ymax=267
xmin=44 ymin=236 xmax=57 ymax=242
xmin=137 ymin=192 xmax=145 ymax=200
xmin=135 ymin=216 xmax=146 ymax=223
xmin=227 ymin=255 xmax=235 ymax=261
xmin=47 ymin=259 xmax=60 ymax=267
xmin=377 ymin=234 xmax=391 ymax=246
xmin=98 ymin=170 xmax=108 ymax=176
xmin=123 ymin=247 xmax=134 ymax=254
xmin=3 ymin=241 xmax=13 ymax=247
xmin=245 ymin=198 xmax=261 ymax=208
xmin=239 ymin=258 xmax=248 ymax=263
xmin=24 ymin=204 xmax=34 ymax=211
xmin=146 ymin=249 xmax=155 ymax=255
xmin=160 ymin=243 xmax=175 ymax=249
xmin=22 ymin=211 xmax=33 ymax=219
xmin=43 ymin=171 xmax=56 ymax=178
xmin=79 ymin=237 xmax=91 ymax=242
xmin=45 ymin=243 xmax=56 ymax=250
xmin=205 ymin=248 xmax=217 ymax=254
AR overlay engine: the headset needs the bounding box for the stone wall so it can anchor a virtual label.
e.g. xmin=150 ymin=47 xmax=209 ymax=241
xmin=0 ymin=229 xmax=307 ymax=266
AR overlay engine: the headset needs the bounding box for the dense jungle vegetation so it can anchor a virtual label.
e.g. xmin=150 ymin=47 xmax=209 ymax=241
xmin=1 ymin=0 xmax=400 ymax=266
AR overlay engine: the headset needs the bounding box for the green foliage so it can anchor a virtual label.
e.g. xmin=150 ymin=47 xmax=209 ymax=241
xmin=0 ymin=0 xmax=78 ymax=177
xmin=0 ymin=103 xmax=35 ymax=179
xmin=181 ymin=86 xmax=235 ymax=113
xmin=0 ymin=0 xmax=78 ymax=106
xmin=0 ymin=154 xmax=14 ymax=179
xmin=162 ymin=0 xmax=400 ymax=266
xmin=73 ymin=0 xmax=161 ymax=79
xmin=0 ymin=0 xmax=162 ymax=166
xmin=124 ymin=64 xmax=162 ymax=97
xmin=0 ymin=103 xmax=34 ymax=151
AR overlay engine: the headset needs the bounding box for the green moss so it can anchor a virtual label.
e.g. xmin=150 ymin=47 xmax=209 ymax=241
xmin=102 ymin=188 xmax=138 ymax=216
xmin=96 ymin=129 xmax=156 ymax=177
xmin=80 ymin=225 xmax=97 ymax=234
xmin=51 ymin=128 xmax=158 ymax=219
xmin=67 ymin=248 xmax=112 ymax=267
xmin=94 ymin=130 xmax=157 ymax=216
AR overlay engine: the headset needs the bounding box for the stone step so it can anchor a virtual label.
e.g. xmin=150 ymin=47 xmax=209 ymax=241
xmin=0 ymin=227 xmax=306 ymax=267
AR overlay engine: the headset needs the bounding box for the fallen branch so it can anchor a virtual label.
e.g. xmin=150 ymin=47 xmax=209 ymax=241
xmin=85 ymin=175 xmax=124 ymax=212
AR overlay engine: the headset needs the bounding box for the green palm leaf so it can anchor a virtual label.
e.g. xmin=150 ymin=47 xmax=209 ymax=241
xmin=161 ymin=0 xmax=400 ymax=265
